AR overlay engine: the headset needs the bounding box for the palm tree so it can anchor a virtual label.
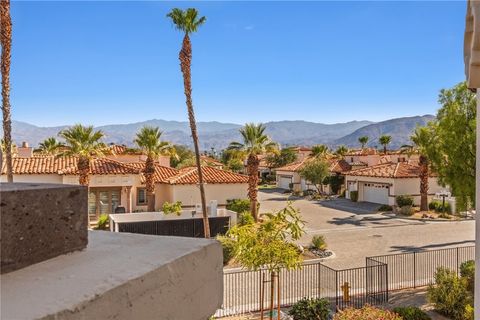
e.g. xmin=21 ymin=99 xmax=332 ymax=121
xmin=358 ymin=136 xmax=369 ymax=149
xmin=58 ymin=124 xmax=107 ymax=186
xmin=38 ymin=137 xmax=64 ymax=155
xmin=134 ymin=126 xmax=174 ymax=212
xmin=1 ymin=0 xmax=13 ymax=182
xmin=411 ymin=127 xmax=431 ymax=211
xmin=334 ymin=145 xmax=349 ymax=157
xmin=311 ymin=144 xmax=330 ymax=158
xmin=379 ymin=135 xmax=392 ymax=154
xmin=167 ymin=8 xmax=210 ymax=238
xmin=229 ymin=123 xmax=277 ymax=221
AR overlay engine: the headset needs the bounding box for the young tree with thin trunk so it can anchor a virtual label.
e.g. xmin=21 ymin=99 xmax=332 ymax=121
xmin=229 ymin=123 xmax=277 ymax=221
xmin=58 ymin=124 xmax=107 ymax=186
xmin=358 ymin=136 xmax=369 ymax=149
xmin=134 ymin=126 xmax=174 ymax=212
xmin=227 ymin=204 xmax=305 ymax=320
xmin=1 ymin=0 xmax=13 ymax=182
xmin=299 ymin=158 xmax=330 ymax=194
xmin=167 ymin=8 xmax=210 ymax=237
xmin=379 ymin=135 xmax=392 ymax=154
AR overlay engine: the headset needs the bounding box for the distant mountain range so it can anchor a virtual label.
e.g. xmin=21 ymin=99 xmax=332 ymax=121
xmin=7 ymin=115 xmax=435 ymax=151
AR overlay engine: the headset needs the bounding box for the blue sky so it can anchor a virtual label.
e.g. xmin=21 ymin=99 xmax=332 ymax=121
xmin=10 ymin=1 xmax=466 ymax=126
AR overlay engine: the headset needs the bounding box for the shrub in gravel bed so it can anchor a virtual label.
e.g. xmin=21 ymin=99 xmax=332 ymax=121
xmin=392 ymin=306 xmax=430 ymax=320
xmin=333 ymin=305 xmax=401 ymax=320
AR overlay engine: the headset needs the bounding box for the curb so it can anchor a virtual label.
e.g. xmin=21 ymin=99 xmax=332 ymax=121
xmin=381 ymin=212 xmax=473 ymax=223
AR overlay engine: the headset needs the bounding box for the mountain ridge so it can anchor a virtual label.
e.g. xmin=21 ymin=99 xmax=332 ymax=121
xmin=7 ymin=115 xmax=434 ymax=150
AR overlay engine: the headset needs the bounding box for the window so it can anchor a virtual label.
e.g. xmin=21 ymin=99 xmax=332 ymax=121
xmin=137 ymin=188 xmax=148 ymax=205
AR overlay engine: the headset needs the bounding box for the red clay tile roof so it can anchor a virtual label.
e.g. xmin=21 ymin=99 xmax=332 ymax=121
xmin=127 ymin=162 xmax=180 ymax=184
xmin=329 ymin=159 xmax=352 ymax=173
xmin=200 ymin=156 xmax=224 ymax=167
xmin=110 ymin=144 xmax=128 ymax=154
xmin=275 ymin=157 xmax=351 ymax=174
xmin=274 ymin=158 xmax=309 ymax=172
xmin=1 ymin=156 xmax=78 ymax=174
xmin=167 ymin=166 xmax=248 ymax=185
xmin=344 ymin=148 xmax=378 ymax=156
xmin=346 ymin=162 xmax=430 ymax=179
xmin=59 ymin=158 xmax=141 ymax=175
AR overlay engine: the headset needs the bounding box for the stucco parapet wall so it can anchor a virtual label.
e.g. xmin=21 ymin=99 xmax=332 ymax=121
xmin=1 ymin=231 xmax=223 ymax=320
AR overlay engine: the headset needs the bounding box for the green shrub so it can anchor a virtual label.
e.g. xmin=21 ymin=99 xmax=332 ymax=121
xmin=95 ymin=214 xmax=109 ymax=230
xmin=162 ymin=201 xmax=182 ymax=215
xmin=288 ymin=297 xmax=331 ymax=320
xmin=311 ymin=235 xmax=327 ymax=251
xmin=339 ymin=190 xmax=346 ymax=198
xmin=238 ymin=211 xmax=254 ymax=226
xmin=392 ymin=306 xmax=430 ymax=320
xmin=333 ymin=305 xmax=401 ymax=320
xmin=396 ymin=195 xmax=414 ymax=207
xmin=378 ymin=204 xmax=393 ymax=211
xmin=460 ymin=260 xmax=475 ymax=295
xmin=217 ymin=236 xmax=235 ymax=266
xmin=399 ymin=205 xmax=414 ymax=216
xmin=429 ymin=200 xmax=441 ymax=211
xmin=429 ymin=200 xmax=451 ymax=214
xmin=464 ymin=304 xmax=474 ymax=320
xmin=427 ymin=267 xmax=472 ymax=320
xmin=226 ymin=199 xmax=251 ymax=213
xmin=350 ymin=191 xmax=358 ymax=202
xmin=289 ymin=182 xmax=294 ymax=190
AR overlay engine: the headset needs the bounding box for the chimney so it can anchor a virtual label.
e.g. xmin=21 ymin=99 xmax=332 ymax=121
xmin=17 ymin=141 xmax=33 ymax=158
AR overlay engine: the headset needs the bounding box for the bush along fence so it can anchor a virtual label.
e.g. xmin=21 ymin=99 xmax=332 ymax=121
xmin=216 ymin=245 xmax=474 ymax=317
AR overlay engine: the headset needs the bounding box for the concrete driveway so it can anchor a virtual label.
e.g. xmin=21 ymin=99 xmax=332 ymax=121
xmin=258 ymin=189 xmax=475 ymax=268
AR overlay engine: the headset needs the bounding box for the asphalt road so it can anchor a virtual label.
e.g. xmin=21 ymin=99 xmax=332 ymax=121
xmin=258 ymin=189 xmax=475 ymax=269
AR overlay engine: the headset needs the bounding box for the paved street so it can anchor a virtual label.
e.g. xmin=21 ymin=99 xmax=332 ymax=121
xmin=258 ymin=189 xmax=475 ymax=269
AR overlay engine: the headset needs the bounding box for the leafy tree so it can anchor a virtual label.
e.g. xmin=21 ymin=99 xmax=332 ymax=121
xmin=299 ymin=159 xmax=330 ymax=194
xmin=170 ymin=144 xmax=194 ymax=168
xmin=58 ymin=124 xmax=108 ymax=186
xmin=379 ymin=135 xmax=392 ymax=154
xmin=266 ymin=147 xmax=297 ymax=168
xmin=1 ymin=0 xmax=13 ymax=182
xmin=37 ymin=137 xmax=64 ymax=155
xmin=227 ymin=203 xmax=305 ymax=319
xmin=229 ymin=123 xmax=277 ymax=221
xmin=134 ymin=126 xmax=174 ymax=211
xmin=334 ymin=145 xmax=349 ymax=157
xmin=311 ymin=144 xmax=330 ymax=158
xmin=413 ymin=82 xmax=476 ymax=211
xmin=227 ymin=158 xmax=244 ymax=172
xmin=358 ymin=136 xmax=369 ymax=149
xmin=167 ymin=8 xmax=210 ymax=237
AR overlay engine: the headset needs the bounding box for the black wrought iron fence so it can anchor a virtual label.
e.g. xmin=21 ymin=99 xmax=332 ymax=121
xmin=367 ymin=245 xmax=474 ymax=291
xmin=217 ymin=260 xmax=388 ymax=317
xmin=217 ymin=246 xmax=474 ymax=317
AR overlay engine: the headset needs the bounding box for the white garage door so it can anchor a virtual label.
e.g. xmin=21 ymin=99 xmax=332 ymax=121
xmin=278 ymin=176 xmax=292 ymax=189
xmin=363 ymin=183 xmax=389 ymax=204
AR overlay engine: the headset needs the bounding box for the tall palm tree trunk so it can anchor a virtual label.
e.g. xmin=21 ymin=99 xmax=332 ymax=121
xmin=1 ymin=0 xmax=13 ymax=183
xmin=247 ymin=154 xmax=260 ymax=221
xmin=419 ymin=155 xmax=429 ymax=211
xmin=179 ymin=34 xmax=210 ymax=238
xmin=78 ymin=156 xmax=90 ymax=186
xmin=144 ymin=156 xmax=156 ymax=212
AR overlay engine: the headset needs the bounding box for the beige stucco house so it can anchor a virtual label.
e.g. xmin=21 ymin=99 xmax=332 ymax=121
xmin=1 ymin=148 xmax=248 ymax=221
xmin=275 ymin=157 xmax=351 ymax=193
xmin=344 ymin=161 xmax=443 ymax=206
